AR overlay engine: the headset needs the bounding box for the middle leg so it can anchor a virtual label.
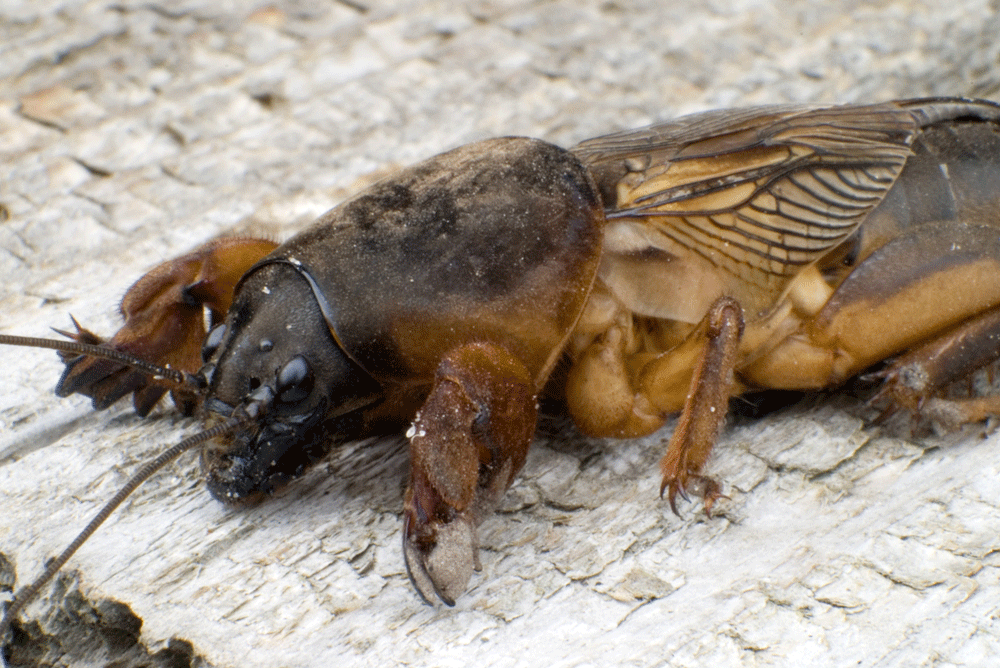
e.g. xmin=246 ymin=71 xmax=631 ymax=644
xmin=566 ymin=296 xmax=746 ymax=514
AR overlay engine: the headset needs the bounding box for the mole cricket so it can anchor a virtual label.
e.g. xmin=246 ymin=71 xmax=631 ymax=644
xmin=3 ymin=97 xmax=1000 ymax=637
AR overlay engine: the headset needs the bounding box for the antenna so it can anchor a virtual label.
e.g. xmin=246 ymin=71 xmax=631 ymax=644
xmin=0 ymin=416 xmax=248 ymax=645
xmin=0 ymin=334 xmax=202 ymax=391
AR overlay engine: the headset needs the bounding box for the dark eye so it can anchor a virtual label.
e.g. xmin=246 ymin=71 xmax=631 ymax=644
xmin=276 ymin=355 xmax=314 ymax=404
xmin=201 ymin=324 xmax=227 ymax=362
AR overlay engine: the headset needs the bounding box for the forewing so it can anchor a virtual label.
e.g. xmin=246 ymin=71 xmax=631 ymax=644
xmin=575 ymin=102 xmax=920 ymax=290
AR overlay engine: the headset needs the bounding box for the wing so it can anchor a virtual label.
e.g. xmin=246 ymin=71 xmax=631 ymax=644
xmin=574 ymin=101 xmax=933 ymax=291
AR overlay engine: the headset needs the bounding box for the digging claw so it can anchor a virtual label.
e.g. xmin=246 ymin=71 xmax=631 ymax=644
xmin=402 ymin=510 xmax=478 ymax=606
xmin=51 ymin=316 xmax=171 ymax=416
xmin=52 ymin=314 xmax=105 ymax=347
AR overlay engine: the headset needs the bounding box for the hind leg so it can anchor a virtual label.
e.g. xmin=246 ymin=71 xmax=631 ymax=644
xmin=745 ymin=223 xmax=1000 ymax=431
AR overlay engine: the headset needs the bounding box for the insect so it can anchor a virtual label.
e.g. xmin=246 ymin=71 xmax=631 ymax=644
xmin=3 ymin=96 xmax=1000 ymax=636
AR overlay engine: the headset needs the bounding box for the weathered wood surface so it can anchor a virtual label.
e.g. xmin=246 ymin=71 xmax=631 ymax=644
xmin=2 ymin=1 xmax=1000 ymax=666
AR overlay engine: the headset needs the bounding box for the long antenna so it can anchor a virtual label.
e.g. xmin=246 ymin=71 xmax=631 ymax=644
xmin=0 ymin=333 xmax=198 ymax=390
xmin=0 ymin=416 xmax=247 ymax=645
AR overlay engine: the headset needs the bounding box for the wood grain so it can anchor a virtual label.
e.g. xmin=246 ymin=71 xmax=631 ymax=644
xmin=2 ymin=1 xmax=1000 ymax=666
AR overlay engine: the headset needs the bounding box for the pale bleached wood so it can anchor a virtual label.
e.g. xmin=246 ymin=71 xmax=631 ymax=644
xmin=3 ymin=1 xmax=1000 ymax=666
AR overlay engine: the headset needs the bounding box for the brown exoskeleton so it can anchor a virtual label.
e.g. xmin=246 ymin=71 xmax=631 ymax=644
xmin=3 ymin=97 xmax=1000 ymax=633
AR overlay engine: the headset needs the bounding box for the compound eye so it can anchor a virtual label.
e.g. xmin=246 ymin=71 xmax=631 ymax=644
xmin=276 ymin=355 xmax=314 ymax=404
xmin=201 ymin=324 xmax=227 ymax=363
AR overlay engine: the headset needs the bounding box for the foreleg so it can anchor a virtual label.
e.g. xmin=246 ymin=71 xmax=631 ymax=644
xmin=57 ymin=237 xmax=278 ymax=416
xmin=402 ymin=342 xmax=537 ymax=605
